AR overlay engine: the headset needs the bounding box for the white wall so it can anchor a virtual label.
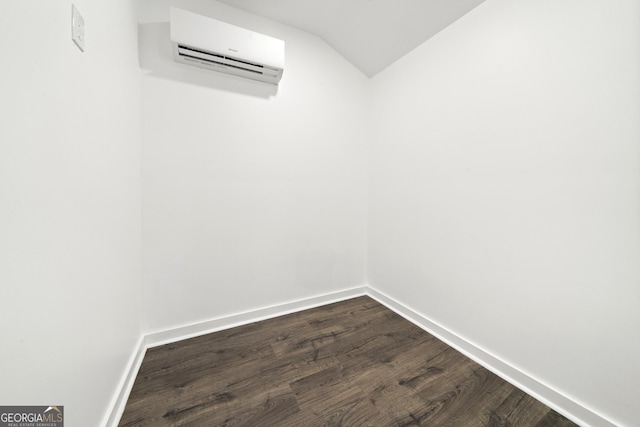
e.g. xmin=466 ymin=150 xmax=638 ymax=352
xmin=3 ymin=1 xmax=635 ymax=425
xmin=139 ymin=0 xmax=369 ymax=333
xmin=369 ymin=1 xmax=640 ymax=426
xmin=0 ymin=1 xmax=142 ymax=426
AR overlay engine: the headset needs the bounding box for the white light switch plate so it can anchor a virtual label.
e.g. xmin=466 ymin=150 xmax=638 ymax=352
xmin=72 ymin=4 xmax=85 ymax=52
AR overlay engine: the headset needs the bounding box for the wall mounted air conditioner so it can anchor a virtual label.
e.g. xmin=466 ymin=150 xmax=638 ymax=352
xmin=170 ymin=8 xmax=285 ymax=84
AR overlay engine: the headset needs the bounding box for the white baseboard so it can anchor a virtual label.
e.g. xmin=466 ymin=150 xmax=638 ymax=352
xmin=103 ymin=335 xmax=148 ymax=427
xmin=144 ymin=286 xmax=368 ymax=348
xmin=103 ymin=286 xmax=367 ymax=426
xmin=104 ymin=284 xmax=617 ymax=427
xmin=364 ymin=285 xmax=618 ymax=427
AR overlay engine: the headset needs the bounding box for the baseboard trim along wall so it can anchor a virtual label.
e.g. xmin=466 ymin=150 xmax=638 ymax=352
xmin=144 ymin=286 xmax=369 ymax=347
xmin=364 ymin=286 xmax=618 ymax=427
xmin=103 ymin=335 xmax=148 ymax=427
xmin=105 ymin=285 xmax=617 ymax=427
xmin=104 ymin=286 xmax=368 ymax=426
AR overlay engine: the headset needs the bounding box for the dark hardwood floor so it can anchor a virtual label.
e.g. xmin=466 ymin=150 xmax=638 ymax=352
xmin=119 ymin=296 xmax=578 ymax=426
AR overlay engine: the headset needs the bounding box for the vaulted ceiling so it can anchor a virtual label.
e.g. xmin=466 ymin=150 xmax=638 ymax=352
xmin=217 ymin=0 xmax=487 ymax=77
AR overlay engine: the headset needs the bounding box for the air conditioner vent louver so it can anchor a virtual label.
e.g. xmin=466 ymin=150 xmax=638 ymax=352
xmin=170 ymin=8 xmax=284 ymax=84
xmin=176 ymin=44 xmax=284 ymax=77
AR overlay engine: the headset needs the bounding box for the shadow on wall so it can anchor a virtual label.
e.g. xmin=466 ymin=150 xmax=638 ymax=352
xmin=139 ymin=23 xmax=278 ymax=98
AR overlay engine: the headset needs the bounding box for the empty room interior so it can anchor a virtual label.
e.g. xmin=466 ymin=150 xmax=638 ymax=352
xmin=1 ymin=0 xmax=638 ymax=426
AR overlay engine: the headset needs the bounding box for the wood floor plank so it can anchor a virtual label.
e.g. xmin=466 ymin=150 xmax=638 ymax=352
xmin=119 ymin=296 xmax=579 ymax=427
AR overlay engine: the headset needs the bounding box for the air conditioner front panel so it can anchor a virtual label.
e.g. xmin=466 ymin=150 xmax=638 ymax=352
xmin=170 ymin=8 xmax=284 ymax=84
